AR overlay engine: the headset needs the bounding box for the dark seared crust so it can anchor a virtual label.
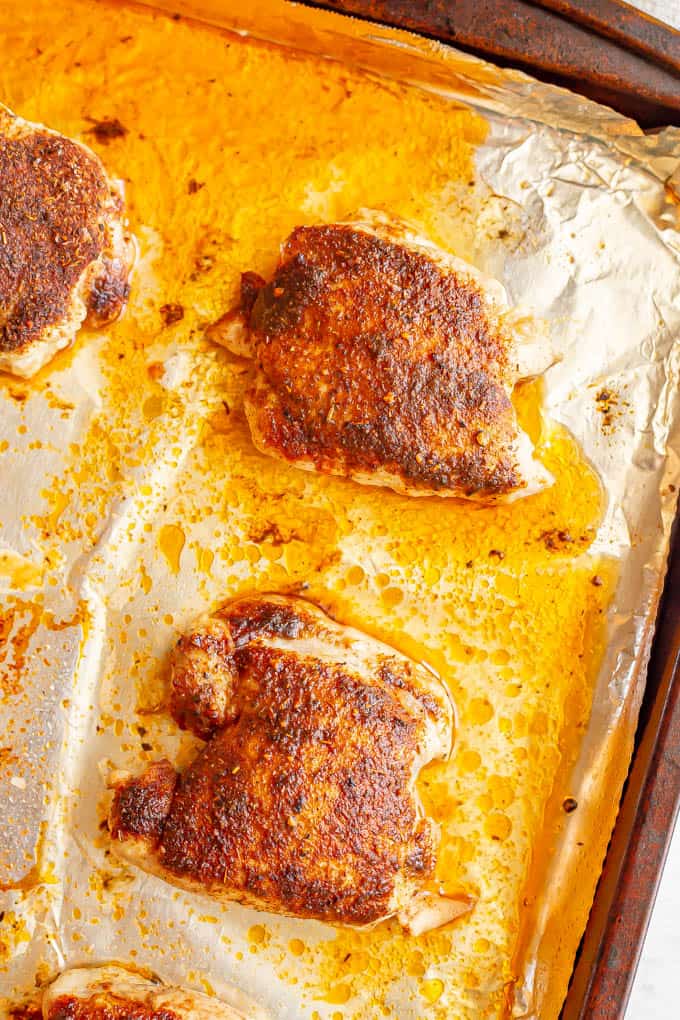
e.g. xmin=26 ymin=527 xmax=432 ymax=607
xmin=169 ymin=601 xmax=314 ymax=739
xmin=0 ymin=128 xmax=128 ymax=352
xmin=169 ymin=618 xmax=238 ymax=740
xmin=245 ymin=225 xmax=520 ymax=495
xmin=88 ymin=257 xmax=132 ymax=326
xmin=111 ymin=596 xmax=445 ymax=926
xmin=46 ymin=995 xmax=180 ymax=1020
xmin=225 ymin=597 xmax=306 ymax=647
xmin=239 ymin=271 xmax=266 ymax=318
xmin=110 ymin=760 xmax=177 ymax=847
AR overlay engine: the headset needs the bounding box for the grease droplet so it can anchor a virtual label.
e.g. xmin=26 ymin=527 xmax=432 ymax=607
xmin=158 ymin=524 xmax=185 ymax=574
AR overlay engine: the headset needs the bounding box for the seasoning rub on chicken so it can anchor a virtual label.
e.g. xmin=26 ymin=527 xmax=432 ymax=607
xmin=109 ymin=594 xmax=469 ymax=935
xmin=0 ymin=103 xmax=134 ymax=377
xmin=211 ymin=210 xmax=553 ymax=502
xmin=40 ymin=964 xmax=267 ymax=1019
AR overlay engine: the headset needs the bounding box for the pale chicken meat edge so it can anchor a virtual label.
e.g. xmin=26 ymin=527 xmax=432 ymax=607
xmin=40 ymin=964 xmax=268 ymax=1019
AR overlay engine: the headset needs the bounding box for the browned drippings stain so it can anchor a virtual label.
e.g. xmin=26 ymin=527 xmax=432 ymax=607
xmin=86 ymin=116 xmax=128 ymax=143
xmin=0 ymin=601 xmax=45 ymax=698
xmin=159 ymin=302 xmax=184 ymax=327
xmin=7 ymin=1002 xmax=43 ymax=1020
xmin=594 ymin=385 xmax=629 ymax=433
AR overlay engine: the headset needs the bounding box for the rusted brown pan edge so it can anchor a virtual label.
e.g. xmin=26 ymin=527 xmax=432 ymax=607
xmin=532 ymin=0 xmax=680 ymax=74
xmin=563 ymin=520 xmax=680 ymax=1019
xmin=302 ymin=1 xmax=680 ymax=127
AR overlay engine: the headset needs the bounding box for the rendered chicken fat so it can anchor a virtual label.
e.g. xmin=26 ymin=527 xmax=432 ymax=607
xmin=211 ymin=210 xmax=553 ymax=502
xmin=109 ymin=595 xmax=467 ymax=934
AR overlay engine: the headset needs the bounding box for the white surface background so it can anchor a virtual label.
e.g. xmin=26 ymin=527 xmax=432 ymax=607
xmin=621 ymin=2 xmax=679 ymax=1018
xmin=632 ymin=0 xmax=680 ymax=26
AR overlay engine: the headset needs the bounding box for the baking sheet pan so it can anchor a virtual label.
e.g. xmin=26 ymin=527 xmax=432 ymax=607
xmin=0 ymin=2 xmax=679 ymax=1018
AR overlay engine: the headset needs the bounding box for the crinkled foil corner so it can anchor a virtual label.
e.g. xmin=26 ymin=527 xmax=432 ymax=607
xmin=0 ymin=2 xmax=679 ymax=1018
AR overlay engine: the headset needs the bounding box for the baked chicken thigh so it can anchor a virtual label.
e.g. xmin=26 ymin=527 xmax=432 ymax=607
xmin=0 ymin=103 xmax=134 ymax=377
xmin=211 ymin=210 xmax=552 ymax=501
xmin=109 ymin=595 xmax=466 ymax=934
xmin=41 ymin=964 xmax=266 ymax=1020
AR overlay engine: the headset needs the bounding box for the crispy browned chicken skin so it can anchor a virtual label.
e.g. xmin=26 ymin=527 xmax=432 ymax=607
xmin=211 ymin=211 xmax=552 ymax=501
xmin=109 ymin=595 xmax=467 ymax=934
xmin=39 ymin=964 xmax=265 ymax=1020
xmin=0 ymin=103 xmax=134 ymax=377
